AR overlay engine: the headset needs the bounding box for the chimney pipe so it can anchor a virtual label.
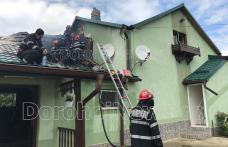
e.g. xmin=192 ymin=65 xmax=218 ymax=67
xmin=91 ymin=7 xmax=101 ymax=21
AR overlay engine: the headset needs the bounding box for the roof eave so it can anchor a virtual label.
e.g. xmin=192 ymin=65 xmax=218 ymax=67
xmin=0 ymin=63 xmax=104 ymax=79
xmin=72 ymin=16 xmax=123 ymax=29
xmin=0 ymin=63 xmax=141 ymax=82
xmin=183 ymin=80 xmax=207 ymax=85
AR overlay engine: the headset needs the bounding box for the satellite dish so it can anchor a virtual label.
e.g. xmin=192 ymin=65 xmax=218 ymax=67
xmin=103 ymin=44 xmax=115 ymax=58
xmin=135 ymin=45 xmax=150 ymax=60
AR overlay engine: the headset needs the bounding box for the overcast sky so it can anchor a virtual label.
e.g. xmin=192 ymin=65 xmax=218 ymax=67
xmin=0 ymin=0 xmax=227 ymax=55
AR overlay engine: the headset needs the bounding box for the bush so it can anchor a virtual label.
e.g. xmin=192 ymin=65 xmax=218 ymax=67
xmin=216 ymin=112 xmax=228 ymax=136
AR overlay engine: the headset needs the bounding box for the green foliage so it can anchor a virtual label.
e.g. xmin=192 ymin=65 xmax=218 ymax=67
xmin=0 ymin=93 xmax=16 ymax=107
xmin=216 ymin=112 xmax=228 ymax=136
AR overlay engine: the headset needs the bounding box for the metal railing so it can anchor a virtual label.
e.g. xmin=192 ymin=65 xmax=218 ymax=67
xmin=172 ymin=43 xmax=200 ymax=56
xmin=58 ymin=127 xmax=75 ymax=147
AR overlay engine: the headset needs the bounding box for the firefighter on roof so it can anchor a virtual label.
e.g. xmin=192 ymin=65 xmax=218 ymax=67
xmin=17 ymin=28 xmax=47 ymax=64
xmin=130 ymin=89 xmax=163 ymax=147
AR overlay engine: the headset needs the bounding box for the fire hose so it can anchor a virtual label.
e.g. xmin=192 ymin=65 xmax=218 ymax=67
xmin=99 ymin=96 xmax=118 ymax=147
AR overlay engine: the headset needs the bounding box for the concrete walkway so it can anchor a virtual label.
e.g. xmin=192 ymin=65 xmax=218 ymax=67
xmin=164 ymin=137 xmax=228 ymax=147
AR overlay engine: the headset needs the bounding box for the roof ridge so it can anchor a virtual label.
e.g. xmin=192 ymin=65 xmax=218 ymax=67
xmin=73 ymin=3 xmax=185 ymax=29
xmin=73 ymin=16 xmax=123 ymax=28
xmin=133 ymin=3 xmax=185 ymax=27
xmin=73 ymin=3 xmax=221 ymax=55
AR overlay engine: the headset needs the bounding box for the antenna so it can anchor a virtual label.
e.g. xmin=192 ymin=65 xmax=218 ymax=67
xmin=135 ymin=45 xmax=151 ymax=61
xmin=103 ymin=44 xmax=115 ymax=58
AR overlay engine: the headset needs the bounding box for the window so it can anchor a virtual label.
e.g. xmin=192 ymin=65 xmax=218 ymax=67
xmin=173 ymin=30 xmax=187 ymax=44
xmin=0 ymin=93 xmax=16 ymax=107
xmin=99 ymin=90 xmax=119 ymax=108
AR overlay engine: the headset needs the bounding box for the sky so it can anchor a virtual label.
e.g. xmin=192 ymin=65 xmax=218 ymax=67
xmin=0 ymin=0 xmax=227 ymax=55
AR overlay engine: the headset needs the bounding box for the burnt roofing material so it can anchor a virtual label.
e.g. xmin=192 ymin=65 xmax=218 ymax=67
xmin=0 ymin=34 xmax=92 ymax=71
xmin=183 ymin=55 xmax=227 ymax=84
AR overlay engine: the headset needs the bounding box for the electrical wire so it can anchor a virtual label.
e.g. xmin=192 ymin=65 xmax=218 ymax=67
xmin=99 ymin=96 xmax=118 ymax=147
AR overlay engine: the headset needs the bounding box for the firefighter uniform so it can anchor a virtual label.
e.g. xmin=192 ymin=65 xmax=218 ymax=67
xmin=17 ymin=29 xmax=44 ymax=64
xmin=130 ymin=90 xmax=163 ymax=147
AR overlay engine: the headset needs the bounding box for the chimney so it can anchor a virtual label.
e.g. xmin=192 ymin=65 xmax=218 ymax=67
xmin=91 ymin=7 xmax=101 ymax=21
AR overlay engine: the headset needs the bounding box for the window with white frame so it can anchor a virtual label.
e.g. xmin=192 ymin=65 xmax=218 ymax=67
xmin=99 ymin=90 xmax=119 ymax=108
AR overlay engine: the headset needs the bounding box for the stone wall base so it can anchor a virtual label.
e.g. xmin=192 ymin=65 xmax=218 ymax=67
xmin=159 ymin=120 xmax=212 ymax=140
xmin=89 ymin=120 xmax=213 ymax=147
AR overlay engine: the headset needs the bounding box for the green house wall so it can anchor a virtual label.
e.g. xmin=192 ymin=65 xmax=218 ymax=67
xmin=84 ymin=23 xmax=127 ymax=70
xmin=206 ymin=62 xmax=228 ymax=127
xmin=66 ymin=9 xmax=220 ymax=146
xmin=62 ymin=9 xmax=220 ymax=146
xmin=81 ymin=80 xmax=120 ymax=146
xmin=128 ymin=10 xmax=217 ymax=125
xmin=129 ymin=14 xmax=189 ymax=123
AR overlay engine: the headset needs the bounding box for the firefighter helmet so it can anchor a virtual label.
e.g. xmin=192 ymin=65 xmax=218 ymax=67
xmin=139 ymin=89 xmax=153 ymax=100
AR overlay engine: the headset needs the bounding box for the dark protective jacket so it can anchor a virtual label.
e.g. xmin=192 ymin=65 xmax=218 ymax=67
xmin=130 ymin=100 xmax=163 ymax=147
xmin=17 ymin=33 xmax=43 ymax=59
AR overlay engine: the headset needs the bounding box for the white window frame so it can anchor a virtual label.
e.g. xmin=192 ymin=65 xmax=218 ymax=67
xmin=187 ymin=83 xmax=209 ymax=127
xmin=99 ymin=89 xmax=119 ymax=110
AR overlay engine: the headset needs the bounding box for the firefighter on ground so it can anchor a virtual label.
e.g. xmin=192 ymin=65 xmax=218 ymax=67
xmin=130 ymin=89 xmax=163 ymax=147
xmin=17 ymin=28 xmax=48 ymax=64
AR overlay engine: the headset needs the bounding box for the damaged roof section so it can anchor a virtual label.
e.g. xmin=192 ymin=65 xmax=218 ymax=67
xmin=183 ymin=56 xmax=227 ymax=84
xmin=0 ymin=33 xmax=92 ymax=70
xmin=0 ymin=35 xmax=98 ymax=78
xmin=0 ymin=33 xmax=141 ymax=81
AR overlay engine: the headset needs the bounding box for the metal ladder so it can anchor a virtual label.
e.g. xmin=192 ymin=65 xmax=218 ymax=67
xmin=97 ymin=43 xmax=133 ymax=117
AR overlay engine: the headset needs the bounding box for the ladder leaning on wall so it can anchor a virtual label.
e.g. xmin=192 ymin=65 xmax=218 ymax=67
xmin=97 ymin=43 xmax=133 ymax=118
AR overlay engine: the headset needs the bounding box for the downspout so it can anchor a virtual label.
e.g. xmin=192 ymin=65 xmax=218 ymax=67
xmin=120 ymin=25 xmax=134 ymax=70
xmin=119 ymin=25 xmax=134 ymax=146
xmin=82 ymin=74 xmax=104 ymax=106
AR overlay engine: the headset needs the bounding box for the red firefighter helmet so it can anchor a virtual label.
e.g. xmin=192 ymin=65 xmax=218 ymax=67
xmin=139 ymin=89 xmax=153 ymax=100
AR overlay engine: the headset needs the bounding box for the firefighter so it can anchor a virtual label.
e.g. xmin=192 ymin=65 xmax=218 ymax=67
xmin=130 ymin=89 xmax=163 ymax=147
xmin=17 ymin=28 xmax=47 ymax=64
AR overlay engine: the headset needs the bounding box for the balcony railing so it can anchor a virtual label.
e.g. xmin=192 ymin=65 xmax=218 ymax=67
xmin=58 ymin=127 xmax=75 ymax=147
xmin=171 ymin=43 xmax=200 ymax=64
xmin=172 ymin=43 xmax=200 ymax=56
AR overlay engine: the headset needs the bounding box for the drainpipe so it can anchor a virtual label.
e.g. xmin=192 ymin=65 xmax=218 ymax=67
xmin=119 ymin=25 xmax=134 ymax=146
xmin=120 ymin=25 xmax=134 ymax=70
